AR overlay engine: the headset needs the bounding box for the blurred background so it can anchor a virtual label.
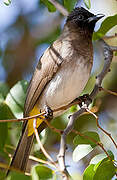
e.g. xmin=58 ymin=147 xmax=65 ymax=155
xmin=0 ymin=0 xmax=117 ymax=179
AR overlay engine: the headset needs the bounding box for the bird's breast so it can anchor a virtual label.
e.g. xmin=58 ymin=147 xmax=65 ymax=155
xmin=38 ymin=54 xmax=92 ymax=116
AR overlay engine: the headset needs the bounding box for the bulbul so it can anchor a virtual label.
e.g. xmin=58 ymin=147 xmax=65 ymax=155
xmin=8 ymin=7 xmax=104 ymax=174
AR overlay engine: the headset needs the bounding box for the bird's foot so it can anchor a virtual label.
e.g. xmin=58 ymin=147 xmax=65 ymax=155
xmin=79 ymin=94 xmax=92 ymax=107
xmin=44 ymin=105 xmax=53 ymax=120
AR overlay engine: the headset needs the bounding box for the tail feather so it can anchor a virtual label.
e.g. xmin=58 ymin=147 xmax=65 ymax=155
xmin=7 ymin=121 xmax=46 ymax=176
xmin=10 ymin=125 xmax=34 ymax=171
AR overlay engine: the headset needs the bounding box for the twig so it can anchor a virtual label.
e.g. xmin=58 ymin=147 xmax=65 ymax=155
xmin=48 ymin=0 xmax=68 ymax=16
xmin=86 ymin=108 xmax=117 ymax=149
xmin=0 ymin=97 xmax=82 ymax=123
xmin=33 ymin=118 xmax=70 ymax=180
xmin=29 ymin=155 xmax=56 ymax=169
xmin=43 ymin=118 xmax=62 ymax=134
xmin=103 ymin=33 xmax=117 ymax=40
xmin=100 ymin=87 xmax=117 ymax=96
xmin=0 ymin=111 xmax=45 ymax=122
xmin=0 ymin=162 xmax=24 ymax=175
xmin=33 ymin=119 xmax=57 ymax=166
xmin=57 ymin=108 xmax=86 ymax=176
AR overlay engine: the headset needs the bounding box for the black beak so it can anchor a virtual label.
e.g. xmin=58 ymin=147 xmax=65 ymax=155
xmin=88 ymin=14 xmax=105 ymax=23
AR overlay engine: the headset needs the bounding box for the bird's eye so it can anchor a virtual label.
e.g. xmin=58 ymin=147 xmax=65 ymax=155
xmin=78 ymin=14 xmax=84 ymax=20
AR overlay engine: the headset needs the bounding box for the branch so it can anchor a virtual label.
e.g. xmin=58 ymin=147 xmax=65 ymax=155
xmin=86 ymin=108 xmax=117 ymax=149
xmin=33 ymin=118 xmax=70 ymax=180
xmin=103 ymin=33 xmax=117 ymax=40
xmin=0 ymin=96 xmax=83 ymax=123
xmin=100 ymin=87 xmax=117 ymax=96
xmin=33 ymin=119 xmax=57 ymax=167
xmin=48 ymin=0 xmax=68 ymax=16
xmin=57 ymin=39 xmax=116 ymax=174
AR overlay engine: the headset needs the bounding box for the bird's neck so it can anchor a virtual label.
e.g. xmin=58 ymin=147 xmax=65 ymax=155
xmin=61 ymin=22 xmax=93 ymax=42
xmin=60 ymin=22 xmax=93 ymax=58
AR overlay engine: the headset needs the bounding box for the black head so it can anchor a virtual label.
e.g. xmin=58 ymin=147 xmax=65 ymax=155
xmin=67 ymin=7 xmax=104 ymax=32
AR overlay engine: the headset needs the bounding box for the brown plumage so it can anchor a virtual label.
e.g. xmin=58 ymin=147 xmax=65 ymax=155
xmin=7 ymin=7 xmax=104 ymax=175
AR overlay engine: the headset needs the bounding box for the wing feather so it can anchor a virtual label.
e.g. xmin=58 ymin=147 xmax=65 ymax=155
xmin=24 ymin=39 xmax=63 ymax=116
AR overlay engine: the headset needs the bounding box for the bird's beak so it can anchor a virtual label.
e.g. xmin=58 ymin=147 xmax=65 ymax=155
xmin=87 ymin=14 xmax=105 ymax=23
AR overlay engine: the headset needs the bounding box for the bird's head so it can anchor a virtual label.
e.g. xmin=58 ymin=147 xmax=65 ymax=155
xmin=67 ymin=7 xmax=104 ymax=32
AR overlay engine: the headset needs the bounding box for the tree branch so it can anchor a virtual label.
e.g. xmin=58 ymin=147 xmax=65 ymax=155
xmin=57 ymin=39 xmax=116 ymax=174
xmin=48 ymin=0 xmax=68 ymax=16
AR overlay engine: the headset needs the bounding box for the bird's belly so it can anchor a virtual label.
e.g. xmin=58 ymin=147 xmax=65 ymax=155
xmin=39 ymin=60 xmax=91 ymax=116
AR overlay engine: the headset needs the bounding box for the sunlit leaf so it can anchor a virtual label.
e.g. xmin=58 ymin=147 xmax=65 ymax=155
xmin=5 ymin=80 xmax=28 ymax=118
xmin=31 ymin=165 xmax=56 ymax=180
xmin=114 ymin=51 xmax=117 ymax=56
xmin=83 ymin=0 xmax=91 ymax=9
xmin=73 ymin=144 xmax=93 ymax=162
xmin=93 ymin=14 xmax=117 ymax=40
xmin=40 ymin=0 xmax=56 ymax=12
xmin=90 ymin=153 xmax=107 ymax=165
xmin=4 ymin=0 xmax=11 ymax=6
xmin=0 ymin=82 xmax=9 ymax=98
xmin=0 ymin=94 xmax=4 ymax=103
xmin=7 ymin=171 xmax=30 ymax=180
xmin=0 ymin=102 xmax=14 ymax=149
xmin=83 ymin=164 xmax=95 ymax=180
xmin=93 ymin=160 xmax=116 ymax=180
xmin=82 ymin=75 xmax=95 ymax=95
xmin=70 ymin=105 xmax=78 ymax=113
xmin=73 ymin=131 xmax=100 ymax=148
xmin=64 ymin=0 xmax=77 ymax=12
xmin=90 ymin=150 xmax=114 ymax=165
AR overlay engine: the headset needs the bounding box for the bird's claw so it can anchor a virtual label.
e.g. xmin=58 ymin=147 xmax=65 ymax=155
xmin=79 ymin=94 xmax=92 ymax=107
xmin=44 ymin=105 xmax=53 ymax=120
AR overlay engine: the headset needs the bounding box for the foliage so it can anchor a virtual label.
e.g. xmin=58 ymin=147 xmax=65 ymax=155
xmin=73 ymin=131 xmax=116 ymax=180
xmin=83 ymin=0 xmax=91 ymax=9
xmin=93 ymin=14 xmax=117 ymax=40
xmin=40 ymin=0 xmax=56 ymax=12
xmin=4 ymin=0 xmax=11 ymax=6
xmin=0 ymin=0 xmax=117 ymax=180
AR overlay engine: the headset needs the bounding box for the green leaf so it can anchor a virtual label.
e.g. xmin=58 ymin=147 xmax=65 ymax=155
xmin=64 ymin=0 xmax=77 ymax=12
xmin=70 ymin=105 xmax=78 ymax=113
xmin=82 ymin=75 xmax=95 ymax=95
xmin=83 ymin=164 xmax=95 ymax=180
xmin=93 ymin=150 xmax=114 ymax=172
xmin=31 ymin=165 xmax=56 ymax=180
xmin=83 ymin=0 xmax=91 ymax=9
xmin=0 ymin=102 xmax=14 ymax=149
xmin=93 ymin=14 xmax=117 ymax=40
xmin=73 ymin=144 xmax=93 ymax=162
xmin=93 ymin=160 xmax=116 ymax=180
xmin=114 ymin=51 xmax=117 ymax=56
xmin=73 ymin=131 xmax=100 ymax=148
xmin=5 ymin=80 xmax=28 ymax=118
xmin=90 ymin=153 xmax=107 ymax=165
xmin=0 ymin=122 xmax=7 ymax=149
xmin=40 ymin=0 xmax=56 ymax=12
xmin=4 ymin=0 xmax=11 ymax=6
xmin=0 ymin=82 xmax=9 ymax=98
xmin=0 ymin=94 xmax=4 ymax=103
xmin=7 ymin=171 xmax=30 ymax=180
xmin=0 ymin=170 xmax=5 ymax=180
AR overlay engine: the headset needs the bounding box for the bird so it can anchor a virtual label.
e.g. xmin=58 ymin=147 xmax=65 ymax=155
xmin=7 ymin=7 xmax=104 ymax=174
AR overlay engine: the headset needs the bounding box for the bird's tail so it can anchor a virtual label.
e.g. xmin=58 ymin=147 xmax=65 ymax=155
xmin=7 ymin=123 xmax=34 ymax=175
xmin=7 ymin=108 xmax=46 ymax=176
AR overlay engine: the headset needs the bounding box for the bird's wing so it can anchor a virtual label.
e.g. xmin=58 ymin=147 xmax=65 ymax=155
xmin=24 ymin=39 xmax=63 ymax=116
